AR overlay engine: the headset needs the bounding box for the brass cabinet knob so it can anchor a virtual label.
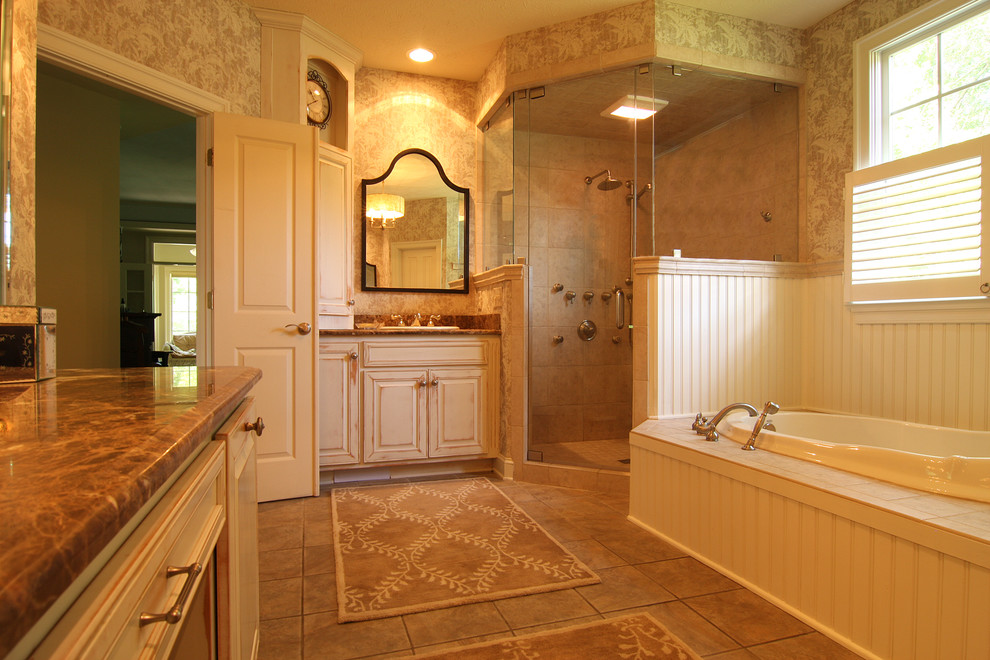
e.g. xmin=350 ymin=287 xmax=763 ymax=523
xmin=431 ymin=377 xmax=439 ymax=387
xmin=347 ymin=299 xmax=356 ymax=306
xmin=244 ymin=417 xmax=265 ymax=436
xmin=347 ymin=351 xmax=358 ymax=360
xmin=284 ymin=322 xmax=312 ymax=335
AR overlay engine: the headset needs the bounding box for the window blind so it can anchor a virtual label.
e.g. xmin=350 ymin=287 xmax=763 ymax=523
xmin=845 ymin=135 xmax=989 ymax=302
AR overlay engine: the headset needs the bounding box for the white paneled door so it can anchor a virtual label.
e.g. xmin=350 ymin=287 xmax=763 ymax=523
xmin=211 ymin=112 xmax=319 ymax=502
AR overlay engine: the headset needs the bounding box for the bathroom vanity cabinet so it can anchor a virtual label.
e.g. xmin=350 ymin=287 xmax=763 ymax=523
xmin=319 ymin=335 xmax=498 ymax=468
xmin=0 ymin=368 xmax=262 ymax=660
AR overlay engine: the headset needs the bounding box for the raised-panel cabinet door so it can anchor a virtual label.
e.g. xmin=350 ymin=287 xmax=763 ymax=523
xmin=362 ymin=370 xmax=429 ymax=462
xmin=318 ymin=342 xmax=360 ymax=466
xmin=429 ymin=367 xmax=487 ymax=457
xmin=317 ymin=147 xmax=354 ymax=320
xmin=212 ymin=112 xmax=319 ymax=502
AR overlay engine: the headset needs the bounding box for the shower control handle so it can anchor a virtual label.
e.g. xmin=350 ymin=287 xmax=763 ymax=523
xmin=552 ymin=335 xmax=564 ymax=345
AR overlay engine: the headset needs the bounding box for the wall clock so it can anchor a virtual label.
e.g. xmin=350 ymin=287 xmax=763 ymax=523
xmin=305 ymin=69 xmax=332 ymax=129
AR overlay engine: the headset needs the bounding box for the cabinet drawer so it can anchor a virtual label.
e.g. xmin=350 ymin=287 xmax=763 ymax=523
xmin=34 ymin=442 xmax=226 ymax=659
xmin=363 ymin=339 xmax=488 ymax=367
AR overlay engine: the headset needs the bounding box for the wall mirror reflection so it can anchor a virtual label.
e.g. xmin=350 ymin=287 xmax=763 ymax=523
xmin=361 ymin=148 xmax=469 ymax=293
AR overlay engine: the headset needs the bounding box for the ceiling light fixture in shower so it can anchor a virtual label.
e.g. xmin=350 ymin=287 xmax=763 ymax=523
xmin=602 ymin=95 xmax=669 ymax=120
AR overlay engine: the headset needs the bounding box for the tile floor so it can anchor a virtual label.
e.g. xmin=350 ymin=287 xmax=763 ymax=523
xmin=256 ymin=476 xmax=863 ymax=659
xmin=528 ymin=438 xmax=631 ymax=471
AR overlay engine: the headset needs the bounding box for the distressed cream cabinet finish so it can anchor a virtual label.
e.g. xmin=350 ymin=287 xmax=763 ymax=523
xmin=31 ymin=442 xmax=226 ymax=659
xmin=31 ymin=401 xmax=261 ymax=660
xmin=319 ymin=335 xmax=498 ymax=467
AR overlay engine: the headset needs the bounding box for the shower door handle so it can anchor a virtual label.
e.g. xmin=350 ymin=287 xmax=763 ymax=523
xmin=614 ymin=288 xmax=625 ymax=329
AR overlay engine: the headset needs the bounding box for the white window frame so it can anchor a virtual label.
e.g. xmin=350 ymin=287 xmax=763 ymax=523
xmin=153 ymin=263 xmax=197 ymax=349
xmin=849 ymin=0 xmax=990 ymax=321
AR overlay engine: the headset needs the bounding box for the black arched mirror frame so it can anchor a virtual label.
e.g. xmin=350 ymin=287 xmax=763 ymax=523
xmin=360 ymin=148 xmax=470 ymax=294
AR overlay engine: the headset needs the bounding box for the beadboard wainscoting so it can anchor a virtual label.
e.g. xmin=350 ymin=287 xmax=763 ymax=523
xmin=629 ymin=422 xmax=990 ymax=660
xmin=632 ymin=257 xmax=990 ymax=432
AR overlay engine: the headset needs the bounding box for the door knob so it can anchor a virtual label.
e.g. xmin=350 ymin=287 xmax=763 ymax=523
xmin=284 ymin=322 xmax=312 ymax=335
xmin=244 ymin=417 xmax=265 ymax=436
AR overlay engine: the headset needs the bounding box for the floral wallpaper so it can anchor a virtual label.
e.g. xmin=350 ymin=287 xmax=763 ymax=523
xmin=655 ymin=1 xmax=805 ymax=71
xmin=353 ymin=68 xmax=480 ymax=315
xmin=8 ymin=0 xmax=36 ymax=305
xmin=503 ymin=0 xmax=653 ymax=75
xmin=803 ymin=0 xmax=931 ymax=261
xmin=37 ymin=0 xmax=261 ymax=116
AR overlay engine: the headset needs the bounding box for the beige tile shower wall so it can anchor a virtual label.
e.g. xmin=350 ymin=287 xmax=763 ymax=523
xmin=354 ymin=68 xmax=481 ymax=316
xmin=525 ymin=132 xmax=634 ymax=445
xmin=653 ymin=87 xmax=799 ymax=262
xmin=802 ymin=275 xmax=990 ymax=432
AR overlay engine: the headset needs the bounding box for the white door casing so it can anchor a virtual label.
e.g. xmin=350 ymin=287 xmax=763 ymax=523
xmin=212 ymin=112 xmax=319 ymax=502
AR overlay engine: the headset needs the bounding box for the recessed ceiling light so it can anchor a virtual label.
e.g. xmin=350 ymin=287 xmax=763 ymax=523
xmin=602 ymin=95 xmax=669 ymax=120
xmin=408 ymin=48 xmax=435 ymax=63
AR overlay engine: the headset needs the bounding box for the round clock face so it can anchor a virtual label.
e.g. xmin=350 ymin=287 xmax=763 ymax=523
xmin=305 ymin=74 xmax=332 ymax=128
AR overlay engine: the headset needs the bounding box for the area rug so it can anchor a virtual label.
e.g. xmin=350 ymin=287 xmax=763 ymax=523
xmin=331 ymin=478 xmax=600 ymax=622
xmin=413 ymin=613 xmax=703 ymax=659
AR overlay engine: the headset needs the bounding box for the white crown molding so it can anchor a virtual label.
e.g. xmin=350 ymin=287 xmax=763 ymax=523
xmin=252 ymin=8 xmax=363 ymax=69
xmin=36 ymin=23 xmax=229 ymax=115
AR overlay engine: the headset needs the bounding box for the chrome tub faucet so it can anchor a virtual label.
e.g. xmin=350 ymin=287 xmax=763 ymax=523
xmin=692 ymin=402 xmax=759 ymax=442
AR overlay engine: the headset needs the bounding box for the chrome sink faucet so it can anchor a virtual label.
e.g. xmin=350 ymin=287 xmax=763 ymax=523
xmin=428 ymin=314 xmax=442 ymax=326
xmin=742 ymin=401 xmax=780 ymax=450
xmin=390 ymin=314 xmax=405 ymax=327
xmin=692 ymin=403 xmax=758 ymax=442
xmin=411 ymin=313 xmax=423 ymax=327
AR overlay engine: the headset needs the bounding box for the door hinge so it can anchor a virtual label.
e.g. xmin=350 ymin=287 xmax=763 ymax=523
xmin=207 ymin=148 xmax=214 ymax=166
xmin=206 ymin=290 xmax=214 ymax=309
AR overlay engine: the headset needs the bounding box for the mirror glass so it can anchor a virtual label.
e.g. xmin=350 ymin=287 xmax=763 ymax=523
xmin=361 ymin=149 xmax=469 ymax=293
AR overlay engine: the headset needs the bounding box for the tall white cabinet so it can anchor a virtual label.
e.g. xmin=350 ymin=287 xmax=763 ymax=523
xmin=255 ymin=8 xmax=360 ymax=329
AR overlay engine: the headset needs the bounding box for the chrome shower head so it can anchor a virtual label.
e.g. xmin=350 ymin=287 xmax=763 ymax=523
xmin=584 ymin=169 xmax=622 ymax=190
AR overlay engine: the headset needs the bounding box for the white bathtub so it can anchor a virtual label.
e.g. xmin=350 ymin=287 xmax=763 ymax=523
xmin=722 ymin=411 xmax=990 ymax=503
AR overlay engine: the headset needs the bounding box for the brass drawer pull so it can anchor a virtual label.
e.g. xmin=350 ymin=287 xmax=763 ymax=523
xmin=244 ymin=417 xmax=265 ymax=436
xmin=139 ymin=562 xmax=203 ymax=626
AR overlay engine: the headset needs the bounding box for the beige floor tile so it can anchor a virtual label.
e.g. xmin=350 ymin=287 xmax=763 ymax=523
xmin=303 ymin=572 xmax=337 ymax=614
xmin=643 ymin=601 xmax=741 ymax=656
xmin=561 ymin=538 xmax=627 ymax=569
xmin=304 ymin=519 xmax=334 ymax=547
xmin=684 ymin=589 xmax=812 ymax=647
xmin=493 ymin=588 xmax=598 ymax=628
xmin=259 ymin=499 xmax=305 ymax=528
xmin=258 ymin=522 xmax=303 ymax=552
xmin=636 ymin=557 xmax=739 ymax=598
xmin=260 ymin=576 xmax=302 ymax=620
xmin=576 ymin=565 xmax=676 ymax=612
xmin=403 ymin=601 xmax=511 ymax=647
xmin=508 ymin=613 xmax=604 ymax=636
xmin=303 ymin=611 xmax=410 ymax=659
xmin=304 ymin=543 xmax=336 ymax=576
xmin=258 ymin=547 xmax=302 ymax=581
xmin=706 ymin=649 xmax=759 ymax=659
xmin=748 ymin=631 xmax=863 ymax=659
xmin=258 ymin=616 xmax=301 ymax=660
xmin=594 ymin=528 xmax=686 ymax=565
xmin=411 ymin=631 xmax=516 ymax=655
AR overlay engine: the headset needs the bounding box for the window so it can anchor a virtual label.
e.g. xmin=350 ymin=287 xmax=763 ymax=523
xmin=849 ymin=0 xmax=990 ymax=315
xmin=857 ymin=0 xmax=990 ymax=166
xmin=154 ymin=264 xmax=197 ymax=347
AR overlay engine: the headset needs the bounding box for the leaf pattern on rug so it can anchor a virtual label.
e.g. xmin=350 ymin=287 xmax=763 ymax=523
xmin=332 ymin=478 xmax=600 ymax=621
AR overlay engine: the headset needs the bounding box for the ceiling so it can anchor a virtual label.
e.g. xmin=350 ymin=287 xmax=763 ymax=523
xmin=242 ymin=0 xmax=853 ymax=81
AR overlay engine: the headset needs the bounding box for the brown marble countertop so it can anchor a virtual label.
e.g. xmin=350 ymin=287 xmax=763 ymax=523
xmin=0 ymin=366 xmax=261 ymax=658
xmin=320 ymin=327 xmax=499 ymax=336
xmin=322 ymin=313 xmax=501 ymax=336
